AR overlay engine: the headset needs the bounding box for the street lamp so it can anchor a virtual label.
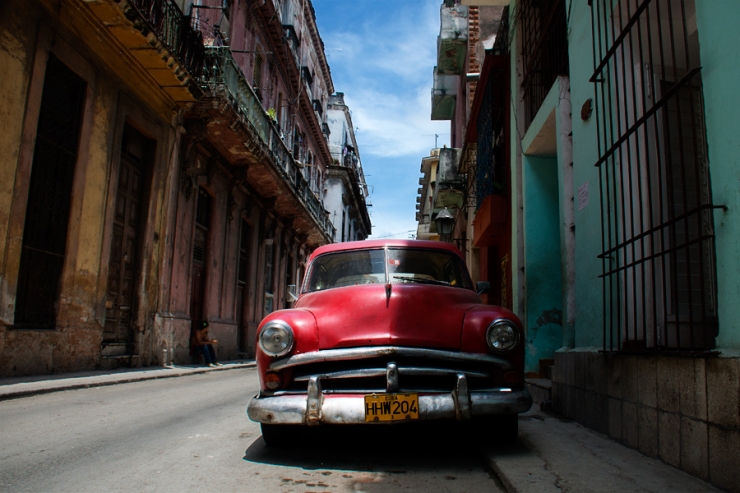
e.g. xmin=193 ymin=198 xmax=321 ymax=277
xmin=434 ymin=207 xmax=455 ymax=243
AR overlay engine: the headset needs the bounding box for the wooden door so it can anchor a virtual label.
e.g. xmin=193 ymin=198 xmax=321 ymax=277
xmin=190 ymin=189 xmax=211 ymax=338
xmin=104 ymin=127 xmax=148 ymax=346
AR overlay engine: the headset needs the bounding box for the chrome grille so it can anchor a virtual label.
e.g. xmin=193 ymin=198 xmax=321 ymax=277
xmin=271 ymin=347 xmax=510 ymax=394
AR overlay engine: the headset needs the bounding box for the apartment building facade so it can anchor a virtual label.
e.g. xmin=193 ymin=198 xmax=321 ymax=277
xmin=325 ymin=93 xmax=371 ymax=243
xmin=0 ymin=0 xmax=368 ymax=376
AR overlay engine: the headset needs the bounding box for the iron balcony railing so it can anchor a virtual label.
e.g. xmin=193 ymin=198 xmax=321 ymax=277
xmin=128 ymin=0 xmax=205 ymax=79
xmin=199 ymin=47 xmax=336 ymax=240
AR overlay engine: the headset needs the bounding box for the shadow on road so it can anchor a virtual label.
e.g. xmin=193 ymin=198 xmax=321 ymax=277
xmin=243 ymin=420 xmax=531 ymax=474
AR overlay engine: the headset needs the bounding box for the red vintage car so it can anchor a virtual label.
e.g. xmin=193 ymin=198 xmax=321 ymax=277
xmin=247 ymin=239 xmax=531 ymax=445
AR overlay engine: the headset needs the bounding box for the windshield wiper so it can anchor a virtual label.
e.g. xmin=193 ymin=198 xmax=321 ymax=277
xmin=392 ymin=275 xmax=451 ymax=286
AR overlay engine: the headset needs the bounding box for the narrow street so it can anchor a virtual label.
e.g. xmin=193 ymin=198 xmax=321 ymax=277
xmin=0 ymin=369 xmax=504 ymax=493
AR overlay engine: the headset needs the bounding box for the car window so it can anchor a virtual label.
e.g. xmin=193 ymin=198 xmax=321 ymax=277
xmin=387 ymin=248 xmax=473 ymax=289
xmin=304 ymin=248 xmax=473 ymax=292
xmin=304 ymin=249 xmax=385 ymax=292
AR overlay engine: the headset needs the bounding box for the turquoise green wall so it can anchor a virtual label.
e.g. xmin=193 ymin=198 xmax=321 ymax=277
xmin=567 ymin=1 xmax=605 ymax=348
xmin=566 ymin=0 xmax=740 ymax=350
xmin=506 ymin=0 xmax=740 ymax=358
xmin=695 ymin=1 xmax=740 ymax=349
xmin=523 ymin=156 xmax=563 ymax=371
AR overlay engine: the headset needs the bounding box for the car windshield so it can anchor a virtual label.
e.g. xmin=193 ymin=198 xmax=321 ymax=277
xmin=304 ymin=248 xmax=473 ymax=293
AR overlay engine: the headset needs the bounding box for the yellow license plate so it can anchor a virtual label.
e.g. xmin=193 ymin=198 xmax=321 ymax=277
xmin=364 ymin=393 xmax=419 ymax=422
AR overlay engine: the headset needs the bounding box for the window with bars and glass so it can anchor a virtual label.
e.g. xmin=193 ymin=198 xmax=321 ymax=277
xmin=14 ymin=54 xmax=86 ymax=328
xmin=590 ymin=0 xmax=721 ymax=352
xmin=519 ymin=0 xmax=569 ymax=131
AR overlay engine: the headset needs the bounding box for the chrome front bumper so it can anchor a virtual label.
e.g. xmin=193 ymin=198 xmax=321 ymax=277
xmin=247 ymin=374 xmax=532 ymax=425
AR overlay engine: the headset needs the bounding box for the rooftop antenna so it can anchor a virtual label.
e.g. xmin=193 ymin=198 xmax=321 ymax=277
xmin=435 ymin=134 xmax=439 ymax=148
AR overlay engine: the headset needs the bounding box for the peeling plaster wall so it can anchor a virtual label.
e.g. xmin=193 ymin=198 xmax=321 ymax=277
xmin=0 ymin=2 xmax=39 ymax=328
xmin=0 ymin=4 xmax=119 ymax=375
xmin=0 ymin=327 xmax=101 ymax=375
xmin=0 ymin=3 xmax=36 ymax=299
xmin=0 ymin=0 xmax=330 ymax=376
xmin=0 ymin=0 xmax=182 ymax=376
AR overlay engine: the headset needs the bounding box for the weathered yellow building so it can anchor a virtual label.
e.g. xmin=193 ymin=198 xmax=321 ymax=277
xmin=0 ymin=0 xmax=353 ymax=377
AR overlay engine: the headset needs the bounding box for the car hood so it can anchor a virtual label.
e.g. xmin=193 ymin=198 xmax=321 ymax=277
xmin=295 ymin=284 xmax=481 ymax=350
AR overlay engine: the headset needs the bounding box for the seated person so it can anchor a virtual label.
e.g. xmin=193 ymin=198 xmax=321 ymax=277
xmin=191 ymin=321 xmax=222 ymax=367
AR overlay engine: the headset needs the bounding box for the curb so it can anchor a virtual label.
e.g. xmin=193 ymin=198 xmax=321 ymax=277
xmin=0 ymin=362 xmax=256 ymax=402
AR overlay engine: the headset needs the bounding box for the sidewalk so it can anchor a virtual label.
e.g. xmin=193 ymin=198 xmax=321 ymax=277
xmin=0 ymin=360 xmax=255 ymax=401
xmin=488 ymin=408 xmax=722 ymax=493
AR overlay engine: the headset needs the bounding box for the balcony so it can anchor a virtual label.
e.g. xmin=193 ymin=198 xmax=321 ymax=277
xmin=431 ymin=66 xmax=457 ymax=120
xmin=196 ymin=47 xmax=335 ymax=243
xmin=432 ymin=148 xmax=464 ymax=210
xmin=77 ymin=0 xmax=204 ymax=113
xmin=437 ymin=3 xmax=468 ymax=75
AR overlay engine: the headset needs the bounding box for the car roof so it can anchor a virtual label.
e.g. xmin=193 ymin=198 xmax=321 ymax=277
xmin=308 ymin=239 xmax=465 ymax=264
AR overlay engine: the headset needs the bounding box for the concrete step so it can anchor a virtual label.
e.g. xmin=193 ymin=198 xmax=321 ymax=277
xmin=525 ymin=377 xmax=552 ymax=408
xmin=100 ymin=354 xmax=139 ymax=371
xmin=101 ymin=342 xmax=132 ymax=357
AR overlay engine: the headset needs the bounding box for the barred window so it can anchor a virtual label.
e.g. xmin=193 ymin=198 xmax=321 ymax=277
xmin=590 ymin=0 xmax=720 ymax=352
xmin=14 ymin=55 xmax=86 ymax=328
xmin=519 ymin=0 xmax=569 ymax=130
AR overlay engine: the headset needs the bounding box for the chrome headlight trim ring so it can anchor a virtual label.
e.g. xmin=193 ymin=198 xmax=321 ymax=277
xmin=486 ymin=318 xmax=520 ymax=353
xmin=258 ymin=320 xmax=295 ymax=358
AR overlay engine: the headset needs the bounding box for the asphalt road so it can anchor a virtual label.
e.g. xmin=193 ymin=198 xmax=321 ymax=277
xmin=0 ymin=368 xmax=505 ymax=493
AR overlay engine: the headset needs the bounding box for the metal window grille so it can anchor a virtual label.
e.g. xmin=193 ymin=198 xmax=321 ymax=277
xmin=493 ymin=6 xmax=510 ymax=54
xmin=14 ymin=55 xmax=86 ymax=328
xmin=253 ymin=54 xmax=263 ymax=100
xmin=475 ymin=58 xmax=508 ymax=210
xmin=590 ymin=0 xmax=722 ymax=352
xmin=519 ymin=0 xmax=569 ymax=130
xmin=476 ymin=69 xmax=495 ymax=210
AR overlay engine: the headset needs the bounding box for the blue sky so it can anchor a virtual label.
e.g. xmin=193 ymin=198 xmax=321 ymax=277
xmin=312 ymin=0 xmax=451 ymax=239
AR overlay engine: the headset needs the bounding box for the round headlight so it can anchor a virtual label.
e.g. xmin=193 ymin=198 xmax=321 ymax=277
xmin=486 ymin=319 xmax=519 ymax=353
xmin=259 ymin=320 xmax=294 ymax=357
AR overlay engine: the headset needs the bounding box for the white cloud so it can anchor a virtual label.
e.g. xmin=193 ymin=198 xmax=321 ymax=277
xmin=318 ymin=1 xmax=449 ymax=159
xmin=312 ymin=0 xmax=449 ymax=240
xmin=345 ymin=86 xmax=449 ymax=159
xmin=322 ymin=1 xmax=441 ymax=85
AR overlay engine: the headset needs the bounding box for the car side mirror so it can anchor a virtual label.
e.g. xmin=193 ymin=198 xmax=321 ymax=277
xmin=476 ymin=281 xmax=490 ymax=295
xmin=287 ymin=284 xmax=299 ymax=302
